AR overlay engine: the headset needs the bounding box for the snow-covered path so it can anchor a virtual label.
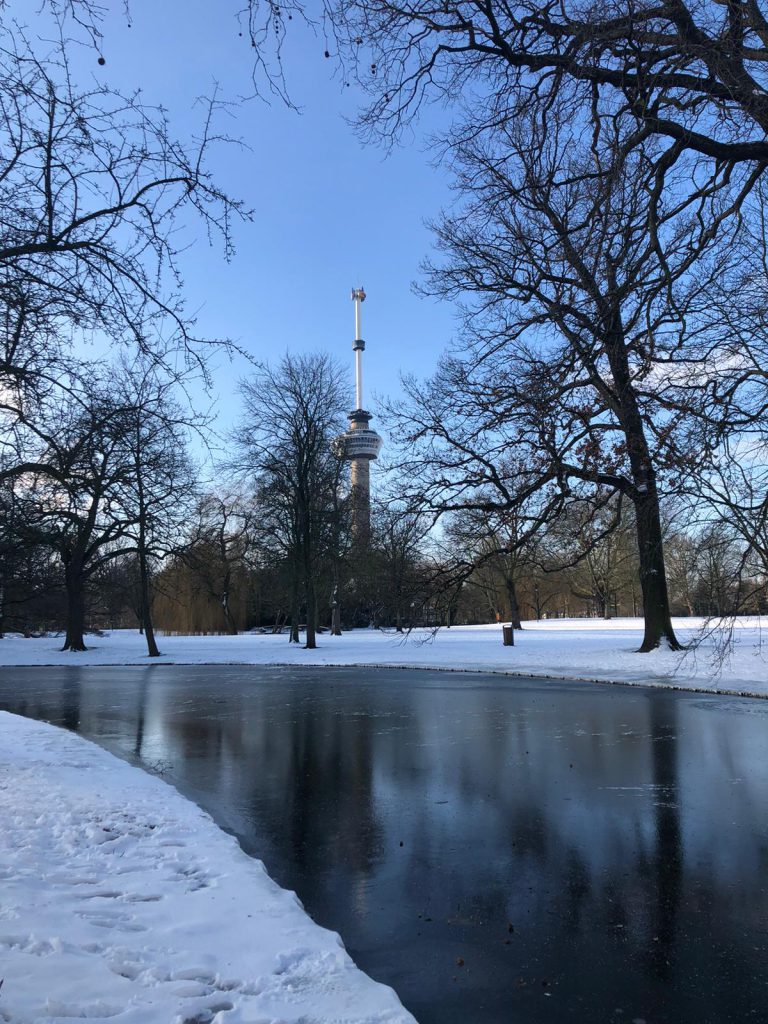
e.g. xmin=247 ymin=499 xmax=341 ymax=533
xmin=0 ymin=711 xmax=415 ymax=1024
xmin=0 ymin=617 xmax=765 ymax=696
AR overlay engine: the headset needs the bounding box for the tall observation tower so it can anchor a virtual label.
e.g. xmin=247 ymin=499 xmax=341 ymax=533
xmin=339 ymin=287 xmax=382 ymax=541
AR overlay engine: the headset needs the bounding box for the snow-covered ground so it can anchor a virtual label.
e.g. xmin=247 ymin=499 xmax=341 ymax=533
xmin=0 ymin=711 xmax=415 ymax=1024
xmin=0 ymin=617 xmax=765 ymax=696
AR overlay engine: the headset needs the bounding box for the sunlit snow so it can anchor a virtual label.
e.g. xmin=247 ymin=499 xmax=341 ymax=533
xmin=0 ymin=618 xmax=764 ymax=695
xmin=0 ymin=712 xmax=415 ymax=1024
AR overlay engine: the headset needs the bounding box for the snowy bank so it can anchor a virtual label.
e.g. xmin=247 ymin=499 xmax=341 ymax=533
xmin=0 ymin=617 xmax=765 ymax=697
xmin=0 ymin=711 xmax=415 ymax=1024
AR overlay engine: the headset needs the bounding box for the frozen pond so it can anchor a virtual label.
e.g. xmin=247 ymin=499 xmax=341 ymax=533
xmin=1 ymin=665 xmax=766 ymax=1023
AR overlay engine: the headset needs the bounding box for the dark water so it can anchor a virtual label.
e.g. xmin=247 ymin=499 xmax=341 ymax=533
xmin=1 ymin=665 xmax=767 ymax=1024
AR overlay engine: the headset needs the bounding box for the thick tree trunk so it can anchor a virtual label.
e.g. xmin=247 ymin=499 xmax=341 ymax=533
xmin=289 ymin=569 xmax=301 ymax=643
xmin=289 ymin=613 xmax=300 ymax=643
xmin=142 ymin=612 xmax=160 ymax=657
xmin=300 ymin=511 xmax=317 ymax=649
xmin=634 ymin=482 xmax=681 ymax=651
xmin=134 ymin=434 xmax=160 ymax=656
xmin=605 ymin=325 xmax=681 ymax=652
xmin=505 ymin=576 xmax=523 ymax=630
xmin=62 ymin=555 xmax=87 ymax=651
xmin=138 ymin=547 xmax=160 ymax=657
xmin=305 ymin=576 xmax=317 ymax=649
xmin=330 ymin=583 xmax=342 ymax=636
xmin=220 ymin=592 xmax=238 ymax=636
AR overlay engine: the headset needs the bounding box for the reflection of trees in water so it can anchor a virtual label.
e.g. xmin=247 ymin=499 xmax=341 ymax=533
xmin=159 ymin=684 xmax=386 ymax=886
xmin=647 ymin=699 xmax=682 ymax=982
xmin=0 ymin=669 xmax=83 ymax=735
xmin=169 ymin=715 xmax=224 ymax=761
xmin=385 ymin=692 xmax=684 ymax=1000
xmin=563 ymin=846 xmax=592 ymax=935
xmin=2 ymin=669 xmax=767 ymax=1023
xmin=281 ymin=694 xmax=383 ymax=879
xmin=507 ymin=805 xmax=548 ymax=860
xmin=132 ymin=669 xmax=152 ymax=758
xmin=59 ymin=669 xmax=82 ymax=731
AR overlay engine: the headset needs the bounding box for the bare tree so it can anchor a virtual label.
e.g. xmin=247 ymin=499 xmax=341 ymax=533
xmin=15 ymin=384 xmax=140 ymax=650
xmin=371 ymin=502 xmax=429 ymax=631
xmin=697 ymin=440 xmax=768 ymax=600
xmin=445 ymin=504 xmax=541 ymax=629
xmin=690 ymin=525 xmax=744 ymax=617
xmin=329 ymin=0 xmax=768 ymax=190
xmin=554 ymin=504 xmax=638 ymax=619
xmin=385 ymin=102 xmax=761 ymax=649
xmin=110 ymin=363 xmax=201 ymax=655
xmin=33 ymin=1 xmax=768 ymax=207
xmin=0 ymin=29 xmax=244 ymax=485
xmin=23 ymin=0 xmax=306 ymax=103
xmin=0 ymin=471 xmax=62 ymax=636
xmin=232 ymin=354 xmax=347 ymax=649
xmin=180 ymin=493 xmax=254 ymax=636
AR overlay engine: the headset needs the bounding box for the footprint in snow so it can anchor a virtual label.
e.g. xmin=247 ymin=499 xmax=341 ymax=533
xmin=74 ymin=909 xmax=147 ymax=933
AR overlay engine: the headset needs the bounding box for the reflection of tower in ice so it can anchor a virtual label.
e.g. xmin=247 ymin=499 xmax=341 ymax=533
xmin=337 ymin=287 xmax=382 ymax=542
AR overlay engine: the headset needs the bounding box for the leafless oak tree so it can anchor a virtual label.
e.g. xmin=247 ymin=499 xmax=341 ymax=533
xmin=329 ymin=0 xmax=768 ymax=170
xmin=385 ymin=104 xmax=762 ymax=649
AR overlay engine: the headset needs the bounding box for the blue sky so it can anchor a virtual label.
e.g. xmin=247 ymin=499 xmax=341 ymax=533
xmin=30 ymin=0 xmax=460 ymax=440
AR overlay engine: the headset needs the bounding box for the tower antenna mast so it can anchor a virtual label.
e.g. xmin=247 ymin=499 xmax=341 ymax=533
xmin=351 ymin=286 xmax=366 ymax=410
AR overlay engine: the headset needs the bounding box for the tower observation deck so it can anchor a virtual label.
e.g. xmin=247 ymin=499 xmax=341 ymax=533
xmin=337 ymin=287 xmax=382 ymax=540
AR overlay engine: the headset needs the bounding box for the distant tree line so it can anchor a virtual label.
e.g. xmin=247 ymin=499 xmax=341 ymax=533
xmin=449 ymin=504 xmax=768 ymax=627
xmin=3 ymin=395 xmax=765 ymax=646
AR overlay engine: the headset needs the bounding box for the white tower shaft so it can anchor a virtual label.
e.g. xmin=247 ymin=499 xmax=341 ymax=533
xmin=355 ymin=349 xmax=363 ymax=409
xmin=342 ymin=287 xmax=381 ymax=546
